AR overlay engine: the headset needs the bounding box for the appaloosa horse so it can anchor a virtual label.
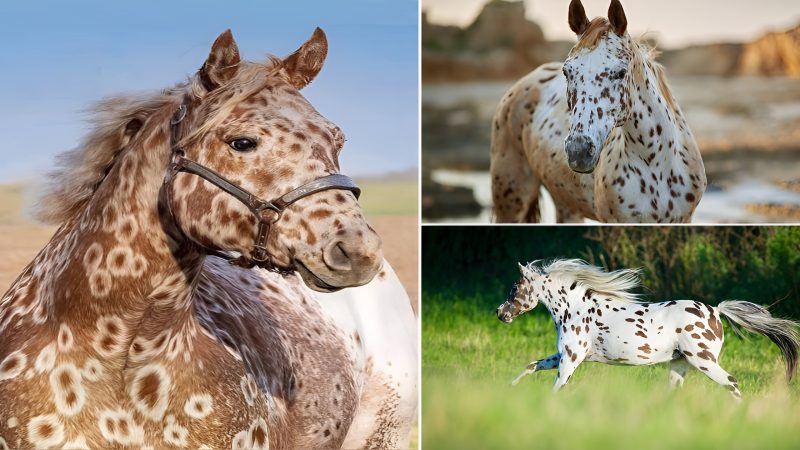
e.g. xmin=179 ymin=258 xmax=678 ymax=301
xmin=0 ymin=29 xmax=417 ymax=449
xmin=491 ymin=0 xmax=706 ymax=223
xmin=496 ymin=260 xmax=800 ymax=399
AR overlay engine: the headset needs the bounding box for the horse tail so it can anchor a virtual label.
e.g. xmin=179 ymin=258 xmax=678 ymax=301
xmin=718 ymin=300 xmax=800 ymax=381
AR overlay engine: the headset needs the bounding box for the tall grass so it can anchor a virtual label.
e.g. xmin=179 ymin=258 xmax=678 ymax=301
xmin=423 ymin=298 xmax=800 ymax=450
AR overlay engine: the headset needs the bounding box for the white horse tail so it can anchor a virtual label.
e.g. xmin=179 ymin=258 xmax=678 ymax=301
xmin=718 ymin=300 xmax=800 ymax=381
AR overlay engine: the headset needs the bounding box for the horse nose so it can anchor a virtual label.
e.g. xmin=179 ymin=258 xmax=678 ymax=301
xmin=565 ymin=134 xmax=597 ymax=173
xmin=322 ymin=241 xmax=352 ymax=272
xmin=321 ymin=233 xmax=383 ymax=282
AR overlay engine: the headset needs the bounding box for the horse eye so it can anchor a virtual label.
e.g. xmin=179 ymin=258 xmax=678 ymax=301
xmin=229 ymin=138 xmax=257 ymax=152
xmin=616 ymin=69 xmax=627 ymax=79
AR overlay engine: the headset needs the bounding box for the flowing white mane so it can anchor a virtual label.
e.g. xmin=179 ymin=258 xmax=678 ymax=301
xmin=529 ymin=259 xmax=643 ymax=303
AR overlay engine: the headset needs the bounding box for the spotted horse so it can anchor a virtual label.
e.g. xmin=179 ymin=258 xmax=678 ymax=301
xmin=496 ymin=260 xmax=800 ymax=399
xmin=491 ymin=0 xmax=706 ymax=223
xmin=0 ymin=28 xmax=417 ymax=449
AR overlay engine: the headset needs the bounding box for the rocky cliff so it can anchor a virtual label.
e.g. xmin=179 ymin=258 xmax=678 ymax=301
xmin=422 ymin=1 xmax=571 ymax=82
xmin=739 ymin=24 xmax=800 ymax=76
xmin=423 ymin=0 xmax=800 ymax=82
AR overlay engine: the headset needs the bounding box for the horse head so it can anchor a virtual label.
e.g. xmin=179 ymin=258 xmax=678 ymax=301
xmin=497 ymin=263 xmax=540 ymax=323
xmin=165 ymin=29 xmax=382 ymax=292
xmin=563 ymin=0 xmax=634 ymax=173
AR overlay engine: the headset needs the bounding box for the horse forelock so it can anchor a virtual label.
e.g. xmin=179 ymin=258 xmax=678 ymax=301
xmin=569 ymin=18 xmax=613 ymax=54
xmin=180 ymin=57 xmax=285 ymax=147
xmin=540 ymin=259 xmax=642 ymax=302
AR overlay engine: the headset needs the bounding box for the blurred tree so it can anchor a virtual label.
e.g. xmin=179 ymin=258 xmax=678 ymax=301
xmin=423 ymin=226 xmax=800 ymax=318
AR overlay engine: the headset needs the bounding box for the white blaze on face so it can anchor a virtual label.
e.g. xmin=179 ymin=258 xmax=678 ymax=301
xmin=563 ymin=32 xmax=632 ymax=154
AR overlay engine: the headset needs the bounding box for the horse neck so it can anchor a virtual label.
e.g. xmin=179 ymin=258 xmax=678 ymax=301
xmin=21 ymin=119 xmax=205 ymax=367
xmin=536 ymin=277 xmax=586 ymax=324
xmin=618 ymin=50 xmax=689 ymax=168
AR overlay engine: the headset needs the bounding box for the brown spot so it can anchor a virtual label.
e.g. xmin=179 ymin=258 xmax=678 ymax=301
xmin=59 ymin=371 xmax=72 ymax=388
xmin=635 ymin=331 xmax=647 ymax=338
xmin=0 ymin=356 xmax=19 ymax=372
xmin=138 ymin=372 xmax=161 ymax=408
xmin=685 ymin=307 xmax=704 ymax=318
xmin=684 ymin=324 xmax=694 ymax=332
xmin=701 ymin=329 xmax=716 ymax=341
xmin=638 ymin=344 xmax=652 ymax=354
xmin=691 ymin=333 xmax=701 ymax=339
xmin=709 ymin=316 xmax=723 ymax=339
xmin=697 ymin=349 xmax=717 ymax=362
xmin=39 ymin=423 xmax=54 ymax=438
xmin=685 ymin=192 xmax=696 ymax=202
xmin=694 ymin=321 xmax=705 ymax=329
xmin=253 ymin=425 xmax=267 ymax=446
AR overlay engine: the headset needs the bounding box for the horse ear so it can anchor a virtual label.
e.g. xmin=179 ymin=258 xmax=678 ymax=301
xmin=608 ymin=0 xmax=628 ymax=36
xmin=281 ymin=27 xmax=328 ymax=89
xmin=199 ymin=29 xmax=241 ymax=91
xmin=518 ymin=263 xmax=534 ymax=278
xmin=568 ymin=0 xmax=590 ymax=35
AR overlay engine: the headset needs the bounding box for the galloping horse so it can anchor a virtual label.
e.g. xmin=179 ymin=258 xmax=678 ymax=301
xmin=496 ymin=260 xmax=800 ymax=399
xmin=491 ymin=0 xmax=706 ymax=223
xmin=0 ymin=29 xmax=417 ymax=449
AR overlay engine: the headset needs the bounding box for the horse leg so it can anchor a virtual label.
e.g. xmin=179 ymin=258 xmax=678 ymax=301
xmin=511 ymin=353 xmax=559 ymax=386
xmin=490 ymin=104 xmax=540 ymax=223
xmin=682 ymin=355 xmax=742 ymax=400
xmin=553 ymin=340 xmax=586 ymax=392
xmin=669 ymin=357 xmax=691 ymax=389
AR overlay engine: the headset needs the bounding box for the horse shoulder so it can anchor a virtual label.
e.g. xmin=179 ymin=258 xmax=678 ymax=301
xmin=317 ymin=261 xmax=417 ymax=449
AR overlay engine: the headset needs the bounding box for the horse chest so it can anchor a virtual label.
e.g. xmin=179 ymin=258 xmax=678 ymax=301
xmin=527 ymin=110 xmax=596 ymax=218
xmin=599 ymin=159 xmax=693 ymax=223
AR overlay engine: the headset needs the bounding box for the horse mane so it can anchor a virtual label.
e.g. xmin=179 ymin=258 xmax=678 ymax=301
xmin=34 ymin=57 xmax=284 ymax=226
xmin=569 ymin=18 xmax=679 ymax=113
xmin=33 ymin=93 xmax=181 ymax=225
xmin=530 ymin=259 xmax=643 ymax=303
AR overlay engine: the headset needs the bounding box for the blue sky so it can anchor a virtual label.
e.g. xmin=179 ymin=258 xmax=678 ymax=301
xmin=0 ymin=0 xmax=419 ymax=182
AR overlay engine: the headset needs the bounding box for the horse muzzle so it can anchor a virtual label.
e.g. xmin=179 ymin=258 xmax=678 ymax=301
xmin=294 ymin=233 xmax=383 ymax=292
xmin=565 ymin=134 xmax=600 ymax=174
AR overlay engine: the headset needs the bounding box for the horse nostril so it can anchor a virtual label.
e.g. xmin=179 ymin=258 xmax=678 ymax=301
xmin=322 ymin=240 xmax=352 ymax=272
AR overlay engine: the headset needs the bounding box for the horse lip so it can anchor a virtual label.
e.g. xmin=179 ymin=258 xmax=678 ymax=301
xmin=295 ymin=260 xmax=344 ymax=293
xmin=569 ymin=164 xmax=596 ymax=174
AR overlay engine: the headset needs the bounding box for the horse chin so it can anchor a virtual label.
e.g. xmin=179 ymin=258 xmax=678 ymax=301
xmin=295 ymin=261 xmax=346 ymax=293
xmin=568 ymin=160 xmax=597 ymax=174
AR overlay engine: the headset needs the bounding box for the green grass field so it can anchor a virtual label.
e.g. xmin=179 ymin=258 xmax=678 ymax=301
xmin=423 ymin=294 xmax=800 ymax=450
xmin=356 ymin=179 xmax=418 ymax=216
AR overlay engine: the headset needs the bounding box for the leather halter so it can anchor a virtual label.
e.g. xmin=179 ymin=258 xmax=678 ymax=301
xmin=162 ymin=99 xmax=361 ymax=268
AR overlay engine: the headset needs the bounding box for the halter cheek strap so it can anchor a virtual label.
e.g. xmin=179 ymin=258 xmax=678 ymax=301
xmin=163 ymin=98 xmax=361 ymax=269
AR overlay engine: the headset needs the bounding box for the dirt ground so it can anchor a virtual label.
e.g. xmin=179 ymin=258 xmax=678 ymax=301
xmin=0 ymin=215 xmax=418 ymax=314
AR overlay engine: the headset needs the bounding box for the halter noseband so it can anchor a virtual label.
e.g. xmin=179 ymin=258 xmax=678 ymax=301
xmin=163 ymin=99 xmax=361 ymax=269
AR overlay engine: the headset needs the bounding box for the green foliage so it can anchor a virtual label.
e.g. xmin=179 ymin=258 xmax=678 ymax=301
xmin=422 ymin=226 xmax=800 ymax=319
xmin=423 ymin=298 xmax=800 ymax=450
